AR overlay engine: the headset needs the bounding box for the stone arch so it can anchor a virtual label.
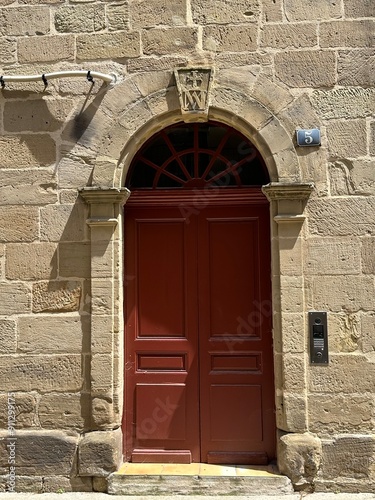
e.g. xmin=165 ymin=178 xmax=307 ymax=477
xmin=88 ymin=69 xmax=303 ymax=188
xmin=79 ymin=68 xmax=316 ymax=477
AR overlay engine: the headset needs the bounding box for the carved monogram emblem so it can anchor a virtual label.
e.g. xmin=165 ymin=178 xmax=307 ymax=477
xmin=174 ymin=68 xmax=213 ymax=120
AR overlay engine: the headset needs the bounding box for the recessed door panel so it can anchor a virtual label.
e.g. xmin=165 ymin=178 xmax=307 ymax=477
xmin=207 ymin=218 xmax=258 ymax=337
xmin=135 ymin=384 xmax=187 ymax=441
xmin=137 ymin=220 xmax=186 ymax=337
xmin=209 ymin=384 xmax=263 ymax=442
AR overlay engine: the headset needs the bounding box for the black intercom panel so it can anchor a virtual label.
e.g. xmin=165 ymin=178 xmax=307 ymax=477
xmin=309 ymin=311 xmax=328 ymax=364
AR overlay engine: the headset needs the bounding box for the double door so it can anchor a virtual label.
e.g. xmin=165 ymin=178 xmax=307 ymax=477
xmin=124 ymin=192 xmax=275 ymax=464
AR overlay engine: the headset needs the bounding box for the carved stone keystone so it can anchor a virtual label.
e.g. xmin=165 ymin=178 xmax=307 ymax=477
xmin=174 ymin=68 xmax=213 ymax=122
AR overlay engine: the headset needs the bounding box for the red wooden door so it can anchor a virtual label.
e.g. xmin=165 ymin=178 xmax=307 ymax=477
xmin=123 ymin=190 xmax=275 ymax=464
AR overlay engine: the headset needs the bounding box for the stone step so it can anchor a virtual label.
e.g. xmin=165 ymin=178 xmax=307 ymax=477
xmin=108 ymin=463 xmax=294 ymax=496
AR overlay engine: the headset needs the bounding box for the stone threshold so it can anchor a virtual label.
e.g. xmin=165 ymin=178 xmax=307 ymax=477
xmin=115 ymin=462 xmax=281 ymax=476
xmin=108 ymin=463 xmax=294 ymax=495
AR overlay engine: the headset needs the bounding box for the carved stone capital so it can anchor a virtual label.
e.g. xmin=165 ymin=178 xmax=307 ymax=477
xmin=263 ymin=183 xmax=314 ymax=224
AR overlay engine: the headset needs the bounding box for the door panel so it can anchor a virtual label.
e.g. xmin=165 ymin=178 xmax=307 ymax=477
xmin=124 ymin=196 xmax=275 ymax=464
xmin=198 ymin=204 xmax=274 ymax=464
xmin=125 ymin=207 xmax=200 ymax=463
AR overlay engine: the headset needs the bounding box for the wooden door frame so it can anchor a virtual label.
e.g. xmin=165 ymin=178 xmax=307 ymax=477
xmin=123 ymin=186 xmax=275 ymax=462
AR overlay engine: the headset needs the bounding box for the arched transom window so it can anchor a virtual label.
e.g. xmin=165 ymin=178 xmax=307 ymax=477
xmin=126 ymin=122 xmax=269 ymax=189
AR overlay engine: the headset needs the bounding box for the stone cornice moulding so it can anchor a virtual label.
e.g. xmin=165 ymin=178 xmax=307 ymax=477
xmin=79 ymin=187 xmax=131 ymax=205
xmin=262 ymin=183 xmax=314 ymax=201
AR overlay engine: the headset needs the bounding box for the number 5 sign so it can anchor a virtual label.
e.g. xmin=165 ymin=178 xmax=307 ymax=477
xmin=296 ymin=129 xmax=321 ymax=147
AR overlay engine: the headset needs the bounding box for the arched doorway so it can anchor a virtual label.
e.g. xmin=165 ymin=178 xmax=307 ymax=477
xmin=123 ymin=121 xmax=275 ymax=464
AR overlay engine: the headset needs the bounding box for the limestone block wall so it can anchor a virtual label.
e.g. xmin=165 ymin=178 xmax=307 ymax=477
xmin=0 ymin=0 xmax=373 ymax=493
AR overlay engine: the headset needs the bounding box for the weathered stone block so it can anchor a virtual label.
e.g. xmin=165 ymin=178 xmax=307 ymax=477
xmin=278 ymin=433 xmax=322 ymax=490
xmin=18 ymin=314 xmax=88 ymax=353
xmin=39 ymin=392 xmax=90 ymax=430
xmin=329 ymin=160 xmax=375 ymax=196
xmin=107 ymin=4 xmax=129 ymax=31
xmin=93 ymin=476 xmax=107 ymax=492
xmin=91 ymin=316 xmax=113 ymax=354
xmin=278 ymin=313 xmax=305 ymax=353
xmin=279 ymin=276 xmax=304 ymax=313
xmin=203 ymin=25 xmax=258 ymax=52
xmin=308 ymin=197 xmax=375 ymax=236
xmin=0 ymin=430 xmax=78 ymax=475
xmin=0 ymin=475 xmax=42 ymax=493
xmin=261 ymin=23 xmax=317 ymax=49
xmin=278 ymin=237 xmax=303 ymax=276
xmin=216 ymin=52 xmax=272 ymax=69
xmin=312 ymin=276 xmax=375 ymax=313
xmin=0 ymin=283 xmax=30 ymax=315
xmin=0 ymin=37 xmax=16 ymax=63
xmin=283 ymin=354 xmax=306 ymax=392
xmin=91 ymin=353 xmax=113 ymax=394
xmin=92 ymin=397 xmax=114 ymax=428
xmin=32 ymin=281 xmax=81 ymax=313
xmin=0 ymin=170 xmax=57 ymax=206
xmin=309 ymin=395 xmax=373 ymax=434
xmin=309 ymin=354 xmax=375 ymax=393
xmin=0 ymin=7 xmax=50 ymax=36
xmin=79 ymin=428 xmax=122 ymax=476
xmin=312 ymin=88 xmax=375 ymax=120
xmin=344 ymin=0 xmax=375 ymax=18
xmin=127 ymin=55 xmax=188 ymax=73
xmin=4 ymin=99 xmax=72 ymax=133
xmin=362 ymin=313 xmax=375 ymax=353
xmin=320 ymin=20 xmax=375 ymax=48
xmin=371 ymin=121 xmax=375 ymax=155
xmin=59 ymin=242 xmax=91 ymax=278
xmin=262 ymin=0 xmax=282 ymax=22
xmin=279 ymin=94 xmax=321 ymax=139
xmin=0 ymin=355 xmax=82 ymax=392
xmin=0 ymin=135 xmax=55 ymax=168
xmin=130 ymin=0 xmax=186 ymax=28
xmin=18 ymin=35 xmax=74 ymax=63
xmin=43 ymin=475 xmax=93 ymax=493
xmin=40 ymin=204 xmax=87 ymax=242
xmin=91 ymin=279 xmax=114 ymax=315
xmin=55 ymin=5 xmax=105 ymax=32
xmin=6 ymin=243 xmax=57 ymax=281
xmin=0 ymin=319 xmax=16 ymax=353
xmin=56 ymin=154 xmax=94 ymax=189
xmin=305 ymin=237 xmax=361 ymax=275
xmin=142 ymin=27 xmax=198 ymax=55
xmin=0 ymin=207 xmax=38 ymax=242
xmin=282 ymin=393 xmax=308 ymax=433
xmin=320 ymin=435 xmax=375 ymax=480
xmin=252 ymin=75 xmax=294 ymax=114
xmin=77 ymin=32 xmax=141 ymax=60
xmin=275 ymin=51 xmax=336 ymax=87
xmin=362 ymin=237 xmax=375 ymax=274
xmin=0 ymin=392 xmax=37 ymax=428
xmin=328 ymin=312 xmax=360 ymax=353
xmin=338 ymin=50 xmax=375 ymax=86
xmin=284 ymin=0 xmax=341 ymax=21
xmin=192 ymin=0 xmax=259 ymax=24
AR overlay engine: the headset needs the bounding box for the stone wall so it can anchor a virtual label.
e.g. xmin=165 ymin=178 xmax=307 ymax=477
xmin=0 ymin=0 xmax=374 ymax=493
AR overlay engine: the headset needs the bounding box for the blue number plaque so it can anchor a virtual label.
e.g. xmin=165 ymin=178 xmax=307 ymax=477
xmin=296 ymin=129 xmax=321 ymax=147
